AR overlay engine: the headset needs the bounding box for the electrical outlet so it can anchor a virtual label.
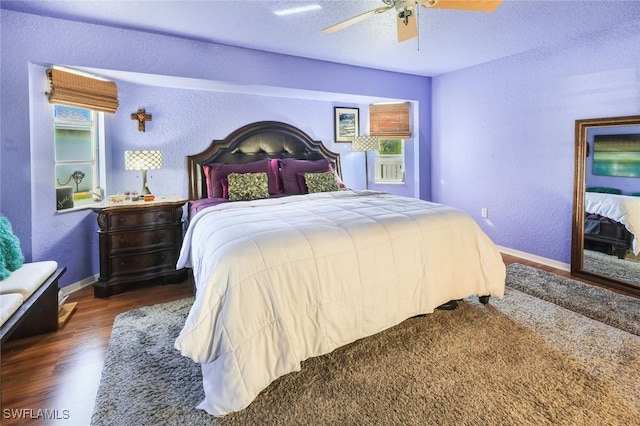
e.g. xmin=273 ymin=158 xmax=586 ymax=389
xmin=481 ymin=208 xmax=488 ymax=218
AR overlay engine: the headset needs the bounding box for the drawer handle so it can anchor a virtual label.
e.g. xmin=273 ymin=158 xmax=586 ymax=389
xmin=158 ymin=213 xmax=165 ymax=219
xmin=119 ymin=238 xmax=127 ymax=244
xmin=117 ymin=217 xmax=126 ymax=223
xmin=119 ymin=260 xmax=127 ymax=266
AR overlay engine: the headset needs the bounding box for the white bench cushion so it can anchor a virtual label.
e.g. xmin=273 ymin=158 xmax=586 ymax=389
xmin=0 ymin=261 xmax=58 ymax=299
xmin=0 ymin=293 xmax=24 ymax=326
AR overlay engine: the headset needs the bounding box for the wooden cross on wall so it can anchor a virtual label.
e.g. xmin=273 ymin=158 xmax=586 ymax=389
xmin=131 ymin=108 xmax=152 ymax=132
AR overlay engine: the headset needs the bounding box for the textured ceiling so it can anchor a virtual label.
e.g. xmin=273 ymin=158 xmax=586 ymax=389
xmin=3 ymin=0 xmax=640 ymax=76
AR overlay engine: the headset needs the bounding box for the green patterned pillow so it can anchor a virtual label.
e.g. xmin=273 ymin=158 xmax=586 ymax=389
xmin=304 ymin=171 xmax=340 ymax=193
xmin=227 ymin=172 xmax=269 ymax=201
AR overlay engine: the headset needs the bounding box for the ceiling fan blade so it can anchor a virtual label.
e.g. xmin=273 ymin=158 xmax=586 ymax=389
xmin=419 ymin=0 xmax=502 ymax=12
xmin=322 ymin=6 xmax=392 ymax=33
xmin=397 ymin=9 xmax=418 ymax=42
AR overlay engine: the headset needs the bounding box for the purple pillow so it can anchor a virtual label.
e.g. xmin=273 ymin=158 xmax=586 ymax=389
xmin=333 ymin=172 xmax=347 ymax=189
xmin=269 ymin=159 xmax=284 ymax=195
xmin=203 ymin=160 xmax=277 ymax=198
xmin=221 ymin=178 xmax=229 ymax=199
xmin=280 ymin=158 xmax=333 ymax=195
xmin=296 ymin=172 xmax=309 ymax=194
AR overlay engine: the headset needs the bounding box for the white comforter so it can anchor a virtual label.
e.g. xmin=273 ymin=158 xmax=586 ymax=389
xmin=585 ymin=192 xmax=640 ymax=255
xmin=175 ymin=190 xmax=506 ymax=416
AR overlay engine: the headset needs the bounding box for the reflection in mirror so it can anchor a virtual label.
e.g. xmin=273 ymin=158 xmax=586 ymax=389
xmin=572 ymin=115 xmax=640 ymax=297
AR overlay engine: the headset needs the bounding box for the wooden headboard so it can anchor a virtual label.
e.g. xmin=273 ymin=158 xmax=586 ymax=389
xmin=187 ymin=121 xmax=341 ymax=200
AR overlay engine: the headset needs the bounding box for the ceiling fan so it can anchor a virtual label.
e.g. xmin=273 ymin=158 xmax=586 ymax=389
xmin=322 ymin=0 xmax=503 ymax=42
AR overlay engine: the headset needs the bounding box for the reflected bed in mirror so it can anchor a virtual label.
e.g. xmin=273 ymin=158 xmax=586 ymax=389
xmin=572 ymin=115 xmax=640 ymax=297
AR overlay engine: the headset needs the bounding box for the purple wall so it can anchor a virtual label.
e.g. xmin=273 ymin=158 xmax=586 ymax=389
xmin=0 ymin=10 xmax=431 ymax=288
xmin=3 ymin=9 xmax=639 ymax=288
xmin=432 ymin=20 xmax=640 ymax=264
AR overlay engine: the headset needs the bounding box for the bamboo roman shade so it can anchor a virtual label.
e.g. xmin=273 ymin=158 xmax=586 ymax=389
xmin=46 ymin=68 xmax=119 ymax=113
xmin=369 ymin=102 xmax=411 ymax=139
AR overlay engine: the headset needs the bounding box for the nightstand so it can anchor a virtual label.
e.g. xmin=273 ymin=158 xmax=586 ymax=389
xmin=92 ymin=196 xmax=188 ymax=298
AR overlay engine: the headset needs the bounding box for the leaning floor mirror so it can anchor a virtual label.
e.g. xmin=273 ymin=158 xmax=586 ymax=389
xmin=572 ymin=115 xmax=640 ymax=297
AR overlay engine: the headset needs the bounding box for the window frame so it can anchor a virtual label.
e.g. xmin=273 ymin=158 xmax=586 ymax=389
xmin=53 ymin=105 xmax=106 ymax=212
xmin=374 ymin=139 xmax=405 ymax=184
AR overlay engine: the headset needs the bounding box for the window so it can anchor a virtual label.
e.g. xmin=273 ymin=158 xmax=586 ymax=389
xmin=375 ymin=139 xmax=405 ymax=184
xmin=54 ymin=105 xmax=103 ymax=209
xmin=369 ymin=102 xmax=410 ymax=185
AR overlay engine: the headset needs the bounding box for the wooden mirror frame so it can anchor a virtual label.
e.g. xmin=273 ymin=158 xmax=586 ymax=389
xmin=571 ymin=115 xmax=640 ymax=297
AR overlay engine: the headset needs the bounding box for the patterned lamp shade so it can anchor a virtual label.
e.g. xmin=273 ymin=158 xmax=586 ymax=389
xmin=351 ymin=136 xmax=379 ymax=152
xmin=124 ymin=150 xmax=163 ymax=171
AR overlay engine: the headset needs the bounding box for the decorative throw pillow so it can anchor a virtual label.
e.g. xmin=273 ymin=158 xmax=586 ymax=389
xmin=203 ymin=160 xmax=277 ymax=198
xmin=227 ymin=172 xmax=269 ymax=201
xmin=304 ymin=171 xmax=340 ymax=193
xmin=280 ymin=158 xmax=334 ymax=195
xmin=296 ymin=170 xmax=347 ymax=193
xmin=0 ymin=214 xmax=24 ymax=280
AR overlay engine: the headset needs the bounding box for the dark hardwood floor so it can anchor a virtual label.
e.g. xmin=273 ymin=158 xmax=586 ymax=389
xmin=1 ymin=280 xmax=193 ymax=425
xmin=0 ymin=256 xmax=633 ymax=425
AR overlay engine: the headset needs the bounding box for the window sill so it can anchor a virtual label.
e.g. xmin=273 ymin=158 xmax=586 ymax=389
xmin=374 ymin=181 xmax=405 ymax=185
xmin=56 ymin=200 xmax=102 ymax=213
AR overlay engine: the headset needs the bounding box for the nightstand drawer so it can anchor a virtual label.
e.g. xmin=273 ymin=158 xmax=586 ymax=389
xmin=107 ymin=208 xmax=176 ymax=230
xmin=108 ymin=227 xmax=177 ymax=250
xmin=92 ymin=197 xmax=188 ymax=297
xmin=109 ymin=248 xmax=177 ymax=275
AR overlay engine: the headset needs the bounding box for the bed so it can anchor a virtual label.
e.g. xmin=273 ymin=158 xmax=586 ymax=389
xmin=174 ymin=121 xmax=506 ymax=416
xmin=584 ymin=191 xmax=640 ymax=258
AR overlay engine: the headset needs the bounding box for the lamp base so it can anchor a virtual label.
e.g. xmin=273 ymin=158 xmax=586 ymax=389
xmin=141 ymin=169 xmax=152 ymax=195
xmin=364 ymin=152 xmax=369 ymax=191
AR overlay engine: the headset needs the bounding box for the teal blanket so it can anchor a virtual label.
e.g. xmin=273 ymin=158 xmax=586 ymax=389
xmin=0 ymin=214 xmax=24 ymax=280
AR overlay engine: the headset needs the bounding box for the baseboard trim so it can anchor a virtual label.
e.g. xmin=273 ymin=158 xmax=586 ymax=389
xmin=498 ymin=246 xmax=570 ymax=272
xmin=60 ymin=275 xmax=97 ymax=297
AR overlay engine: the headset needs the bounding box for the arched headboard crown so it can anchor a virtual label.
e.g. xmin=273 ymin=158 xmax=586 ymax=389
xmin=187 ymin=121 xmax=341 ymax=200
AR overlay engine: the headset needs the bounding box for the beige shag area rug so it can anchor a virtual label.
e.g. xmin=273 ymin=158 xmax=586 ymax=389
xmin=583 ymin=248 xmax=640 ymax=285
xmin=91 ymin=266 xmax=640 ymax=426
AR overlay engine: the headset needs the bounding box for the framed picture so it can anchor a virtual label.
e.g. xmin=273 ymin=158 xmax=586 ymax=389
xmin=334 ymin=107 xmax=359 ymax=142
xmin=592 ymin=133 xmax=640 ymax=177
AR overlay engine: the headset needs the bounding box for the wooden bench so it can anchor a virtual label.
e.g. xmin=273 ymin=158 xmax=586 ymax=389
xmin=584 ymin=216 xmax=634 ymax=259
xmin=0 ymin=262 xmax=66 ymax=344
